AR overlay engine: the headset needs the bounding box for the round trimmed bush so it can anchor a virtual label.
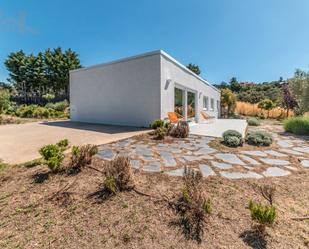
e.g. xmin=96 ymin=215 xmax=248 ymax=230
xmin=222 ymin=130 xmax=243 ymax=147
xmin=247 ymin=117 xmax=260 ymax=126
xmin=246 ymin=131 xmax=273 ymax=146
xmin=283 ymin=117 xmax=309 ymax=135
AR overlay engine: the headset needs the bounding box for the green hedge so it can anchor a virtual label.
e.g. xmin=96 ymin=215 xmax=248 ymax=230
xmin=283 ymin=117 xmax=309 ymax=135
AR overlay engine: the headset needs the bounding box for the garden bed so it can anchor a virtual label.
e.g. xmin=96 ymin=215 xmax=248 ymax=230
xmin=0 ymin=161 xmax=308 ymax=248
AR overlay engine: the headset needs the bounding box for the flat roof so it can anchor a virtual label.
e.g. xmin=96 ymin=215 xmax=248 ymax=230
xmin=70 ymin=50 xmax=220 ymax=93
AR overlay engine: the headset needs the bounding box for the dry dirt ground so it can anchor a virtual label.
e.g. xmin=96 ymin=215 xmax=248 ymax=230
xmin=0 ymin=120 xmax=308 ymax=249
xmin=0 ymin=157 xmax=308 ymax=249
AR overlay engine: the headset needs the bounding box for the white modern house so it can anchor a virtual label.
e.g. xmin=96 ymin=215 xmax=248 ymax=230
xmin=70 ymin=50 xmax=221 ymax=127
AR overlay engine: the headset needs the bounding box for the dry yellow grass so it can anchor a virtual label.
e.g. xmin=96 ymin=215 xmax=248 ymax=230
xmin=235 ymin=101 xmax=294 ymax=119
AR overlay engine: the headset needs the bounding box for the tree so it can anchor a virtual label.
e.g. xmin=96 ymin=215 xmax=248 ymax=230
xmin=258 ymin=99 xmax=275 ymax=118
xmin=282 ymin=84 xmax=298 ymax=116
xmin=4 ymin=50 xmax=28 ymax=95
xmin=229 ymin=77 xmax=241 ymax=92
xmin=288 ymin=69 xmax=309 ymax=115
xmin=0 ymin=90 xmax=11 ymax=114
xmin=186 ymin=63 xmax=201 ymax=75
xmin=214 ymin=81 xmax=229 ymax=89
xmin=44 ymin=48 xmax=81 ymax=96
xmin=5 ymin=48 xmax=82 ymax=98
xmin=221 ymin=88 xmax=237 ymax=117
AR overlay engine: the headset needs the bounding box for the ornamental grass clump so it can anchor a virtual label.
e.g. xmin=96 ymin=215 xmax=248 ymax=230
xmin=70 ymin=144 xmax=98 ymax=172
xmin=283 ymin=117 xmax=309 ymax=135
xmin=103 ymin=156 xmax=135 ymax=194
xmin=222 ymin=129 xmax=243 ymax=147
xmin=171 ymin=167 xmax=212 ymax=243
xmin=246 ymin=131 xmax=273 ymax=146
xmin=169 ymin=121 xmax=189 ymax=138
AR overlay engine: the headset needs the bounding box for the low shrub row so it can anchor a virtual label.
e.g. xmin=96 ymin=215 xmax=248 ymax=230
xmin=3 ymin=100 xmax=69 ymax=119
xmin=223 ymin=130 xmax=272 ymax=147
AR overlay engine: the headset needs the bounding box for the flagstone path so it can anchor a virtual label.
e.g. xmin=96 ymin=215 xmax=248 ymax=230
xmin=96 ymin=125 xmax=309 ymax=180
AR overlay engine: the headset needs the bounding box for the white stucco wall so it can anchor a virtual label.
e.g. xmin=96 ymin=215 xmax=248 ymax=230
xmin=70 ymin=53 xmax=161 ymax=127
xmin=160 ymin=53 xmax=221 ymax=122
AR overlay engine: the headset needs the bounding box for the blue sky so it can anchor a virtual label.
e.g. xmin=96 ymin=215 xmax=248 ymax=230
xmin=1 ymin=0 xmax=309 ymax=84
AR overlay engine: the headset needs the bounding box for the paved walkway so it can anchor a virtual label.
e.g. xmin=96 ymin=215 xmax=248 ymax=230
xmin=190 ymin=119 xmax=247 ymax=138
xmin=96 ymin=126 xmax=309 ymax=179
xmin=0 ymin=121 xmax=148 ymax=164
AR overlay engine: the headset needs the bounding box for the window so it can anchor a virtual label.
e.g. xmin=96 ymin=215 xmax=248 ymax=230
xmin=203 ymin=96 xmax=209 ymax=110
xmin=210 ymin=98 xmax=214 ymax=111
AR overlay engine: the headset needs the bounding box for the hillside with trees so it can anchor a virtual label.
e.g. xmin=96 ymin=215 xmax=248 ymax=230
xmin=215 ymin=71 xmax=309 ymax=118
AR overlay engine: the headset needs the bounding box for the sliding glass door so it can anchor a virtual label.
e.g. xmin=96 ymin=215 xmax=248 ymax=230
xmin=187 ymin=91 xmax=196 ymax=120
xmin=174 ymin=87 xmax=184 ymax=117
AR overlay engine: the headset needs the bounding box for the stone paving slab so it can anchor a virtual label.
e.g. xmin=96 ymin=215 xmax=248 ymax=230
xmin=241 ymin=151 xmax=268 ymax=157
xmin=301 ymin=160 xmax=309 ymax=168
xmin=279 ymin=148 xmax=303 ymax=156
xmin=143 ymin=162 xmax=161 ymax=172
xmin=239 ymin=155 xmax=260 ymax=165
xmin=277 ymin=140 xmax=293 ymax=148
xmin=199 ymin=164 xmax=216 ymax=177
xmin=212 ymin=161 xmax=233 ymax=170
xmin=293 ymin=147 xmax=309 ymax=153
xmin=265 ymin=150 xmax=287 ymax=157
xmin=97 ymin=149 xmax=114 ymax=160
xmin=130 ymin=160 xmax=141 ymax=169
xmin=263 ymin=167 xmax=290 ymax=177
xmin=165 ymin=168 xmax=185 ymax=177
xmin=259 ymin=158 xmax=290 ymax=166
xmin=214 ymin=153 xmax=246 ymax=165
xmin=220 ymin=171 xmax=263 ymax=179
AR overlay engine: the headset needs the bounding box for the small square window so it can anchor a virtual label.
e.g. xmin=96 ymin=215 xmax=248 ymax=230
xmin=210 ymin=98 xmax=214 ymax=111
xmin=203 ymin=96 xmax=209 ymax=110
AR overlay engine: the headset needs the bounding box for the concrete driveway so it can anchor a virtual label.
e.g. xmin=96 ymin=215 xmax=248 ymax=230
xmin=0 ymin=121 xmax=149 ymax=164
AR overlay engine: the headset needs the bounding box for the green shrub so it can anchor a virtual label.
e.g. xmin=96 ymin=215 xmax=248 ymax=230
xmin=45 ymin=100 xmax=69 ymax=112
xmin=39 ymin=141 xmax=67 ymax=172
xmin=16 ymin=105 xmax=35 ymax=118
xmin=42 ymin=93 xmax=55 ymax=102
xmin=247 ymin=117 xmax=260 ymax=126
xmin=33 ymin=106 xmax=50 ymax=118
xmin=54 ymin=100 xmax=69 ymax=112
xmin=105 ymin=176 xmax=117 ymax=194
xmin=222 ymin=130 xmax=243 ymax=147
xmin=246 ymin=131 xmax=272 ymax=146
xmin=283 ymin=117 xmax=309 ymax=135
xmin=249 ymin=200 xmax=276 ymax=226
xmin=4 ymin=102 xmax=17 ymax=115
xmin=151 ymin=119 xmax=164 ymax=129
xmin=57 ymin=139 xmax=69 ymax=148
